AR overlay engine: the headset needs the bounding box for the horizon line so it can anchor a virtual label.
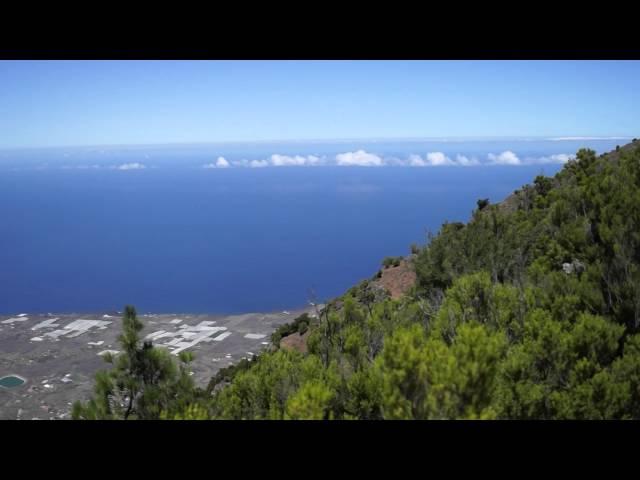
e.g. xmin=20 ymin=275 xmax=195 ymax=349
xmin=0 ymin=135 xmax=634 ymax=151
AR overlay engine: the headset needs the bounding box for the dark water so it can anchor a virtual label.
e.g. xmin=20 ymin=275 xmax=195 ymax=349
xmin=0 ymin=375 xmax=25 ymax=388
xmin=0 ymin=139 xmax=624 ymax=313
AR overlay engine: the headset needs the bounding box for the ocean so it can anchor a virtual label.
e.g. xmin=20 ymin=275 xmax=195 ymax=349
xmin=0 ymin=138 xmax=626 ymax=313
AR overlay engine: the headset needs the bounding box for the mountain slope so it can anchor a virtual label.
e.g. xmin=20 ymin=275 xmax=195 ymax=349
xmin=212 ymin=139 xmax=640 ymax=420
xmin=76 ymin=140 xmax=640 ymax=420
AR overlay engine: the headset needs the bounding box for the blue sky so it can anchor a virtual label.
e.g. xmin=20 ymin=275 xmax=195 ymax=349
xmin=0 ymin=60 xmax=638 ymax=149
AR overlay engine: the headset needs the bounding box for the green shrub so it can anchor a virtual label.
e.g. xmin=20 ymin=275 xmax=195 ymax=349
xmin=298 ymin=320 xmax=309 ymax=335
xmin=272 ymin=313 xmax=312 ymax=345
xmin=477 ymin=198 xmax=490 ymax=210
xmin=382 ymin=256 xmax=403 ymax=268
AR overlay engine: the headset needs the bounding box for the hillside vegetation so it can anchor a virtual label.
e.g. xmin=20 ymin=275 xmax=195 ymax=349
xmin=74 ymin=140 xmax=640 ymax=420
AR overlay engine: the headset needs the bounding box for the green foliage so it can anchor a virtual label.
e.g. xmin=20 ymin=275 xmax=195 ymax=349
xmin=477 ymin=198 xmax=490 ymax=210
xmin=72 ymin=306 xmax=203 ymax=420
xmin=297 ymin=319 xmax=309 ymax=335
xmin=533 ymin=175 xmax=554 ymax=198
xmin=378 ymin=323 xmax=506 ymax=419
xmin=382 ymin=256 xmax=403 ymax=268
xmin=161 ymin=404 xmax=211 ymax=420
xmin=206 ymin=355 xmax=257 ymax=394
xmin=210 ymin=350 xmax=340 ymax=419
xmin=285 ymin=381 xmax=335 ymax=419
xmin=271 ymin=313 xmax=313 ymax=345
xmin=432 ymin=272 xmax=526 ymax=343
xmin=495 ymin=311 xmax=626 ymax=419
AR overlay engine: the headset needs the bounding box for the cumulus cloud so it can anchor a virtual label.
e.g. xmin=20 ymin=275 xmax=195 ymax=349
xmin=487 ymin=151 xmax=520 ymax=165
xmin=408 ymin=154 xmax=427 ymax=167
xmin=193 ymin=149 xmax=578 ymax=169
xmin=486 ymin=151 xmax=575 ymax=166
xmin=203 ymin=156 xmax=230 ymax=169
xmin=270 ymin=154 xmax=322 ymax=166
xmin=335 ymin=150 xmax=384 ymax=167
xmin=407 ymin=152 xmax=479 ymax=167
xmin=531 ymin=153 xmax=575 ymax=164
xmin=114 ymin=163 xmax=146 ymax=170
xmin=229 ymin=154 xmax=324 ymax=168
xmin=455 ymin=154 xmax=480 ymax=166
xmin=496 ymin=153 xmax=577 ymax=165
xmin=426 ymin=152 xmax=455 ymax=166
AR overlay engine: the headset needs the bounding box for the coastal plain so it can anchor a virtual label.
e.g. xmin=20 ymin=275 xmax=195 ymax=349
xmin=0 ymin=308 xmax=314 ymax=420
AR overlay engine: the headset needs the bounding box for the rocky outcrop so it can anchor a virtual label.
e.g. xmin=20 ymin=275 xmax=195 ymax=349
xmin=279 ymin=330 xmax=311 ymax=354
xmin=374 ymin=258 xmax=417 ymax=299
xmin=562 ymin=259 xmax=586 ymax=275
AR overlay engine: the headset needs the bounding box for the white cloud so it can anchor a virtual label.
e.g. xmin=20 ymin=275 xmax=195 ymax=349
xmin=518 ymin=153 xmax=576 ymax=165
xmin=335 ymin=150 xmax=384 ymax=167
xmin=270 ymin=154 xmax=321 ymax=166
xmin=203 ymin=156 xmax=230 ymax=169
xmin=538 ymin=153 xmax=574 ymax=164
xmin=114 ymin=163 xmax=146 ymax=170
xmin=455 ymin=154 xmax=480 ymax=166
xmin=408 ymin=154 xmax=427 ymax=167
xmin=407 ymin=152 xmax=479 ymax=167
xmin=488 ymin=151 xmax=520 ymax=165
xmin=426 ymin=152 xmax=454 ymax=166
xmin=250 ymin=159 xmax=269 ymax=168
xmin=270 ymin=154 xmax=303 ymax=166
xmin=551 ymin=153 xmax=574 ymax=163
xmin=229 ymin=154 xmax=324 ymax=168
xmin=192 ymin=150 xmax=579 ymax=169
